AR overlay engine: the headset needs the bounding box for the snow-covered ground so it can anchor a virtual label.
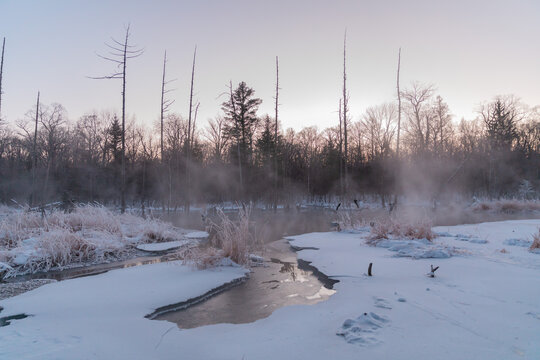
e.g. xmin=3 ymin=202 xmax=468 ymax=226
xmin=1 ymin=219 xmax=540 ymax=359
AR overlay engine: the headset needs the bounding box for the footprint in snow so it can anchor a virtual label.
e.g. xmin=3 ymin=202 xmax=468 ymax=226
xmin=373 ymin=297 xmax=392 ymax=310
xmin=526 ymin=312 xmax=540 ymax=320
xmin=337 ymin=312 xmax=389 ymax=346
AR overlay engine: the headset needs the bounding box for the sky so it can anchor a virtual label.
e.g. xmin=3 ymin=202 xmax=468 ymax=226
xmin=0 ymin=0 xmax=539 ymax=131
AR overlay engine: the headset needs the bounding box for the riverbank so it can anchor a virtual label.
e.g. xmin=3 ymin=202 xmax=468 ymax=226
xmin=1 ymin=219 xmax=540 ymax=359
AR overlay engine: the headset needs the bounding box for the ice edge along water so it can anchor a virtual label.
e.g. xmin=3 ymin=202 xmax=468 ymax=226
xmin=1 ymin=219 xmax=540 ymax=360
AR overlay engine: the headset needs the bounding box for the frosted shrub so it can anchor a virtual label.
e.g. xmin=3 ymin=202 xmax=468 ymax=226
xmin=176 ymin=246 xmax=225 ymax=270
xmin=336 ymin=211 xmax=364 ymax=230
xmin=530 ymin=228 xmax=540 ymax=251
xmin=368 ymin=217 xmax=435 ymax=243
xmin=0 ymin=204 xmax=183 ymax=277
xmin=207 ymin=206 xmax=260 ymax=265
xmin=472 ymin=199 xmax=540 ymax=213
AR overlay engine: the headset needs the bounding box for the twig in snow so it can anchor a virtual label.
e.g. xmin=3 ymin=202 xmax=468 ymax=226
xmin=428 ymin=264 xmax=439 ymax=277
xmin=368 ymin=262 xmax=373 ymax=276
xmin=155 ymin=325 xmax=176 ymax=349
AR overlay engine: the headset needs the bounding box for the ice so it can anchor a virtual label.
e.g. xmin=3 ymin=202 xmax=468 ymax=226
xmin=136 ymin=240 xmax=191 ymax=252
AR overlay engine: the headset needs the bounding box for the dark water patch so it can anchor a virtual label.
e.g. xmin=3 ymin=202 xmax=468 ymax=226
xmin=297 ymin=259 xmax=339 ymax=290
xmin=0 ymin=313 xmax=30 ymax=327
xmin=6 ymin=255 xmax=170 ymax=283
xmin=154 ymin=239 xmax=335 ymax=329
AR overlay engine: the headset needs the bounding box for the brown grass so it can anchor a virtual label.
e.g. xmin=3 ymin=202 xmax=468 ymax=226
xmin=368 ymin=217 xmax=435 ymax=243
xmin=472 ymin=199 xmax=540 ymax=213
xmin=206 ymin=206 xmax=260 ymax=265
xmin=530 ymin=228 xmax=540 ymax=251
xmin=0 ymin=205 xmax=183 ymax=277
xmin=176 ymin=246 xmax=225 ymax=270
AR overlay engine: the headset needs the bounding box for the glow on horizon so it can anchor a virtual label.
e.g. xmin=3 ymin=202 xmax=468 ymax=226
xmin=0 ymin=0 xmax=538 ymax=131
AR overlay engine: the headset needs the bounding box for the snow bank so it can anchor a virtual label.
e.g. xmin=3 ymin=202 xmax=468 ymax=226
xmin=0 ymin=261 xmax=248 ymax=359
xmin=2 ymin=219 xmax=540 ymax=359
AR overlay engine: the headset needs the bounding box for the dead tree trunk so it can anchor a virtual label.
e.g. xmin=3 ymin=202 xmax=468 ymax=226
xmin=396 ymin=48 xmax=402 ymax=159
xmin=273 ymin=56 xmax=279 ymax=212
xmin=160 ymin=50 xmax=174 ymax=211
xmin=0 ymin=37 xmax=5 ymax=121
xmin=185 ymin=46 xmax=197 ymax=214
xmin=31 ymin=91 xmax=40 ymax=206
xmin=342 ymin=30 xmax=349 ymax=196
xmin=90 ymin=24 xmax=143 ymax=213
xmin=392 ymin=48 xmax=402 ymax=212
xmin=338 ymin=99 xmax=344 ymax=196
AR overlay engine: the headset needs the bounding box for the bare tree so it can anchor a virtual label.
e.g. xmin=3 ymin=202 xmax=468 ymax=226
xmin=185 ymin=46 xmax=197 ymax=213
xmin=273 ymin=56 xmax=280 ymax=211
xmin=401 ymin=82 xmax=435 ymax=154
xmin=396 ymin=48 xmax=402 ymax=158
xmin=338 ymin=98 xmax=344 ymax=194
xmin=204 ymin=115 xmax=229 ymax=162
xmin=160 ymin=50 xmax=175 ymax=162
xmin=90 ymin=24 xmax=143 ymax=213
xmin=31 ymin=91 xmax=40 ymax=206
xmin=361 ymin=103 xmax=397 ymax=160
xmin=0 ymin=37 xmax=5 ymax=122
xmin=342 ymin=30 xmax=349 ymax=194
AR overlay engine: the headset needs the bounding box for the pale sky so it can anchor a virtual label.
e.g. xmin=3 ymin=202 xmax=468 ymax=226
xmin=0 ymin=0 xmax=539 ymax=131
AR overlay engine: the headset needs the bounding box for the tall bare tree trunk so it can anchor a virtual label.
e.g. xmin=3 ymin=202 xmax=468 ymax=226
xmin=90 ymin=24 xmax=143 ymax=213
xmin=160 ymin=51 xmax=167 ymax=162
xmin=392 ymin=47 xmax=402 ymax=211
xmin=0 ymin=37 xmax=5 ymax=121
xmin=185 ymin=46 xmax=196 ymax=214
xmin=342 ymin=30 xmax=349 ymax=197
xmin=120 ymin=29 xmax=128 ymax=213
xmin=31 ymin=91 xmax=40 ymax=206
xmin=338 ymin=99 xmax=344 ymax=195
xmin=274 ymin=56 xmax=279 ymax=212
xmin=396 ymin=48 xmax=402 ymax=158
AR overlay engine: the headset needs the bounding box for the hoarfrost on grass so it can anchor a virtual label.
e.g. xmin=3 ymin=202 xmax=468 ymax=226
xmin=0 ymin=205 xmax=187 ymax=277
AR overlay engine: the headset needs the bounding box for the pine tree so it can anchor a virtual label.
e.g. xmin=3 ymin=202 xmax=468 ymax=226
xmin=108 ymin=115 xmax=123 ymax=166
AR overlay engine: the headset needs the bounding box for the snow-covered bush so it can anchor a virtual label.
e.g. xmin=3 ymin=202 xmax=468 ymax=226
xmin=176 ymin=246 xmax=225 ymax=270
xmin=471 ymin=199 xmax=540 ymax=213
xmin=207 ymin=206 xmax=260 ymax=265
xmin=0 ymin=205 xmax=184 ymax=277
xmin=336 ymin=210 xmax=364 ymax=230
xmin=530 ymin=228 xmax=540 ymax=252
xmin=368 ymin=217 xmax=435 ymax=243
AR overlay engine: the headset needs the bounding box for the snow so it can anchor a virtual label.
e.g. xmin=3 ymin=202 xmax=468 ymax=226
xmin=0 ymin=261 xmax=248 ymax=359
xmin=1 ymin=219 xmax=540 ymax=359
xmin=184 ymin=231 xmax=209 ymax=239
xmin=136 ymin=240 xmax=191 ymax=252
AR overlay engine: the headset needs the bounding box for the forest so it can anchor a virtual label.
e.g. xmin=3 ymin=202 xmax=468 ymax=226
xmin=0 ymin=32 xmax=538 ymax=211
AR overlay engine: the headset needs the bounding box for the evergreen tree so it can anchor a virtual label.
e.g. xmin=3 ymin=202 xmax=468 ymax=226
xmin=108 ymin=115 xmax=123 ymax=166
xmin=222 ymin=81 xmax=262 ymax=165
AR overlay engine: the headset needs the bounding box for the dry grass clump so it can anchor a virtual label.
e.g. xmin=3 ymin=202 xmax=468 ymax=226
xmin=530 ymin=228 xmax=540 ymax=251
xmin=368 ymin=217 xmax=435 ymax=243
xmin=0 ymin=211 xmax=43 ymax=248
xmin=0 ymin=204 xmax=182 ymax=277
xmin=472 ymin=199 xmax=540 ymax=213
xmin=47 ymin=206 xmax=122 ymax=233
xmin=336 ymin=211 xmax=364 ymax=231
xmin=205 ymin=205 xmax=261 ymax=266
xmin=176 ymin=246 xmax=225 ymax=270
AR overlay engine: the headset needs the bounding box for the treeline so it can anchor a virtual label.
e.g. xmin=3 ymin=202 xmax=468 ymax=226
xmin=0 ymin=81 xmax=538 ymax=209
